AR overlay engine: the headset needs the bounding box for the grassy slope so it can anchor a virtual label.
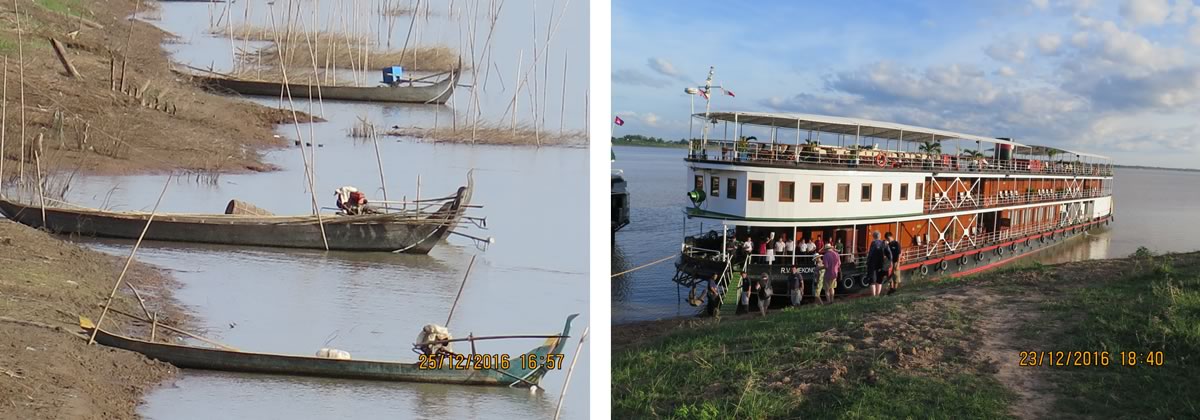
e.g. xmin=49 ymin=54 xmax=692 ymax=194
xmin=613 ymin=252 xmax=1200 ymax=419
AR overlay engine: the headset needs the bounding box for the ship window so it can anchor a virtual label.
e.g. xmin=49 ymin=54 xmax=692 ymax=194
xmin=882 ymin=183 xmax=893 ymax=201
xmin=900 ymin=183 xmax=909 ymax=200
xmin=810 ymin=183 xmax=824 ymax=202
xmin=694 ymin=175 xmax=703 ymax=192
xmin=711 ymin=176 xmax=720 ymax=197
xmin=780 ymin=181 xmax=795 ymax=202
xmin=861 ymin=184 xmax=872 ymax=202
xmin=916 ymin=183 xmax=924 ymax=200
xmin=837 ymin=183 xmax=850 ymax=202
xmin=749 ymin=180 xmax=765 ymax=201
xmin=727 ymin=178 xmax=737 ymax=199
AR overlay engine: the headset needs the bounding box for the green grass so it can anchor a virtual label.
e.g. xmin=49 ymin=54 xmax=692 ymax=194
xmin=612 ymin=293 xmax=1013 ymax=418
xmin=1035 ymin=253 xmax=1200 ymax=418
xmin=35 ymin=0 xmax=87 ymax=17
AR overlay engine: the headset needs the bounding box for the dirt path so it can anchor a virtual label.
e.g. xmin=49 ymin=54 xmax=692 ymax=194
xmin=967 ymin=288 xmax=1054 ymax=419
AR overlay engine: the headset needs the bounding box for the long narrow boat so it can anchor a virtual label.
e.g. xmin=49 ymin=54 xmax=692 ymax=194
xmin=177 ymin=65 xmax=461 ymax=104
xmin=0 ymin=178 xmax=473 ymax=253
xmin=81 ymin=314 xmax=578 ymax=388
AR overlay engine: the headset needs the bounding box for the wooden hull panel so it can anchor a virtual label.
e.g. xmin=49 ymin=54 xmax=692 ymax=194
xmin=183 ymin=68 xmax=460 ymax=104
xmin=85 ymin=314 xmax=578 ymax=387
xmin=0 ymin=184 xmax=471 ymax=253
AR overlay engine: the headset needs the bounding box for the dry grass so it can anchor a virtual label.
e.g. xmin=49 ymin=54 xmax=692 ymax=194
xmin=243 ymin=42 xmax=461 ymax=72
xmin=211 ymin=24 xmax=362 ymax=46
xmin=349 ymin=115 xmax=378 ymax=138
xmin=388 ymin=121 xmax=587 ymax=147
xmin=223 ymin=66 xmax=356 ymax=86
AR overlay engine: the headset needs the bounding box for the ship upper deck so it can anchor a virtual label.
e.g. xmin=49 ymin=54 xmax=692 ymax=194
xmin=688 ymin=111 xmax=1113 ymax=178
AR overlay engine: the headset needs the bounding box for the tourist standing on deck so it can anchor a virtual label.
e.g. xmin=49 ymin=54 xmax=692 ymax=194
xmin=867 ymin=231 xmax=890 ymax=297
xmin=758 ymin=238 xmax=769 ymax=264
xmin=885 ymin=232 xmax=903 ymax=295
xmin=814 ymin=236 xmax=825 ymax=253
xmin=788 ymin=265 xmax=804 ymax=306
xmin=774 ymin=235 xmax=787 ymax=264
xmin=821 ymin=244 xmax=840 ymax=304
xmin=785 ymin=235 xmax=796 ymax=256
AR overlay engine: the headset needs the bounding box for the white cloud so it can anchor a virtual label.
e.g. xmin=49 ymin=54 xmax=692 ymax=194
xmin=1031 ymin=0 xmax=1050 ymax=10
xmin=1037 ymin=34 xmax=1063 ymax=54
xmin=984 ymin=39 xmax=1028 ymax=63
xmin=997 ymin=66 xmax=1017 ymax=77
xmin=648 ymin=57 xmax=688 ymax=81
xmin=1190 ymin=23 xmax=1200 ymax=45
xmin=1086 ymin=21 xmax=1186 ymax=72
xmin=613 ymin=68 xmax=669 ymax=87
xmin=1169 ymin=0 xmax=1195 ymax=24
xmin=1070 ymin=31 xmax=1090 ymax=47
xmin=1120 ymin=0 xmax=1171 ymax=26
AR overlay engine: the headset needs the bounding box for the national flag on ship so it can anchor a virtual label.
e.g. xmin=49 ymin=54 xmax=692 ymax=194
xmin=699 ymin=89 xmax=709 ymax=100
xmin=614 ymin=116 xmax=625 ymax=126
xmin=724 ymin=88 xmax=735 ymax=97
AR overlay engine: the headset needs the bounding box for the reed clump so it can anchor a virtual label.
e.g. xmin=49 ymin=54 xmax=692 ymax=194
xmin=387 ymin=122 xmax=587 ymax=147
xmin=223 ymin=66 xmax=355 ymax=87
xmin=243 ymin=42 xmax=461 ymax=72
xmin=211 ymin=25 xmax=363 ymax=46
xmin=349 ymin=116 xmax=378 ymax=138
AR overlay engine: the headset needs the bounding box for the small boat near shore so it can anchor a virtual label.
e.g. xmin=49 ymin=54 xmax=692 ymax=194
xmin=0 ymin=178 xmax=474 ymax=253
xmin=81 ymin=314 xmax=578 ymax=388
xmin=174 ymin=63 xmax=461 ymax=104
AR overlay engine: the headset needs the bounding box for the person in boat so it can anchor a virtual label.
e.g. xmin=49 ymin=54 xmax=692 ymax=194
xmin=757 ymin=272 xmax=772 ymax=316
xmin=885 ymin=232 xmax=903 ymax=295
xmin=788 ymin=265 xmax=804 ymax=306
xmin=821 ymin=244 xmax=840 ymax=304
xmin=866 ymin=231 xmax=890 ymax=297
xmin=334 ymin=186 xmax=379 ymax=215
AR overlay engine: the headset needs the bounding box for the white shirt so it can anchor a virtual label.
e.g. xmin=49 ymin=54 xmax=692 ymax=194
xmin=742 ymin=240 xmax=753 ymax=252
xmin=785 ymin=240 xmax=795 ymax=252
xmin=774 ymin=240 xmax=786 ymax=253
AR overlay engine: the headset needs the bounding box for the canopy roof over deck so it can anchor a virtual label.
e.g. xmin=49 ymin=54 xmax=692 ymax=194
xmin=699 ymin=111 xmax=1027 ymax=147
xmin=1019 ymin=145 xmax=1110 ymax=160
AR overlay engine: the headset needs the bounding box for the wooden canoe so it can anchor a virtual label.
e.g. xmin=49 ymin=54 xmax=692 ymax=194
xmin=178 ymin=65 xmax=461 ymax=104
xmin=81 ymin=314 xmax=578 ymax=388
xmin=0 ymin=178 xmax=472 ymax=253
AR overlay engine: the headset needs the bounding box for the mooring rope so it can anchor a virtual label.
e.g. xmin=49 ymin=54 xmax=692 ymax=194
xmin=611 ymin=254 xmax=677 ymax=278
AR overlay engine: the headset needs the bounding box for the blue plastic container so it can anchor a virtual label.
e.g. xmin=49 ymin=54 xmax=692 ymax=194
xmin=382 ymin=66 xmax=404 ymax=84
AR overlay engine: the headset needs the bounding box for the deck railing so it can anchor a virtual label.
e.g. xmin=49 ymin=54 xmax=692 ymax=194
xmin=925 ymin=188 xmax=1109 ymax=213
xmin=689 ymin=140 xmax=1113 ymax=177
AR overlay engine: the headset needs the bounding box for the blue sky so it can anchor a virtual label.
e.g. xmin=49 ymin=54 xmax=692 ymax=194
xmin=612 ymin=0 xmax=1200 ymax=168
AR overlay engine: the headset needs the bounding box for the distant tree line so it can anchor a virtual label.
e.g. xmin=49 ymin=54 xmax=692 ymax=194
xmin=612 ymin=134 xmax=689 ymax=148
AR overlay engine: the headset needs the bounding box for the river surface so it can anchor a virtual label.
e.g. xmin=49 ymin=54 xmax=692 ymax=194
xmin=12 ymin=1 xmax=591 ymax=418
xmin=611 ymin=145 xmax=1200 ymax=324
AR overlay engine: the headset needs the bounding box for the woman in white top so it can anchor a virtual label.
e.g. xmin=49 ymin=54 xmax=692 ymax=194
xmin=785 ymin=236 xmax=796 ymax=255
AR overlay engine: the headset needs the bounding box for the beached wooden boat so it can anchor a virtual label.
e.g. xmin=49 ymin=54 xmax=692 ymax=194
xmin=0 ymin=179 xmax=472 ymax=253
xmin=81 ymin=314 xmax=578 ymax=387
xmin=177 ymin=65 xmax=461 ymax=104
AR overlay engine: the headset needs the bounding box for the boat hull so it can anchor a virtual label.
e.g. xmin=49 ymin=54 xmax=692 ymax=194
xmin=678 ymin=216 xmax=1112 ymax=301
xmin=0 ymin=185 xmax=471 ymax=253
xmin=182 ymin=68 xmax=460 ymax=104
xmin=85 ymin=314 xmax=578 ymax=387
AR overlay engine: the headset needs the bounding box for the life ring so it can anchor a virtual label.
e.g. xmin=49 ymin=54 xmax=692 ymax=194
xmin=938 ymin=260 xmax=948 ymax=271
xmin=1039 ymin=236 xmax=1046 ymax=244
xmin=942 ymin=155 xmax=951 ymax=167
xmin=958 ymin=255 xmax=968 ymax=266
xmin=860 ymin=274 xmax=871 ymax=288
xmin=920 ymin=264 xmax=930 ymax=276
xmin=996 ymin=247 xmax=1005 ymax=256
xmin=1009 ymin=243 xmax=1017 ymax=252
xmin=875 ymin=154 xmax=887 ymax=167
xmin=974 ymin=252 xmax=984 ymax=262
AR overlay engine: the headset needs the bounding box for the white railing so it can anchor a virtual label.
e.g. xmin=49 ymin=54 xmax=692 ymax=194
xmin=926 ymin=188 xmax=1109 ymax=213
xmin=689 ymin=140 xmax=1113 ymax=177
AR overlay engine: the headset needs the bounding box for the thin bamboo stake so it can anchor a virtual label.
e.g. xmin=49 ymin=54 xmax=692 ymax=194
xmin=89 ymin=172 xmax=173 ymax=345
xmin=559 ymin=50 xmax=567 ymax=135
xmin=267 ymin=7 xmax=329 ymax=250
xmin=106 ymin=307 xmax=239 ymax=351
xmin=1 ymin=57 xmax=7 ymax=194
xmin=444 ymin=254 xmax=476 ymax=328
xmin=553 ymin=325 xmax=589 ymax=420
xmin=33 ymin=135 xmax=44 ymax=226
xmin=370 ymin=130 xmax=389 ymax=205
xmin=125 ymin=282 xmax=154 ymax=320
xmin=14 ymin=0 xmax=27 ymax=188
xmin=49 ymin=38 xmax=83 ymax=79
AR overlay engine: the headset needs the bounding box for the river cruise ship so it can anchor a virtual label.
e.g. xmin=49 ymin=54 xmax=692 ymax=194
xmin=674 ymin=94 xmax=1114 ymax=300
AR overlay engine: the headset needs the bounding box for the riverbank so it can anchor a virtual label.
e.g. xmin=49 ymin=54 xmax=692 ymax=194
xmin=613 ymin=250 xmax=1200 ymax=418
xmin=0 ymin=0 xmax=296 ymax=178
xmin=0 ymin=220 xmax=191 ymax=419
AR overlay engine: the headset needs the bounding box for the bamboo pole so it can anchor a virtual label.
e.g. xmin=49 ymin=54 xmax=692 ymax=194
xmin=14 ymin=0 xmax=27 ymax=188
xmin=1 ymin=57 xmax=7 ymax=194
xmin=267 ymin=7 xmax=329 ymax=250
xmin=89 ymin=173 xmax=173 ymax=345
xmin=553 ymin=325 xmax=589 ymax=420
xmin=444 ymin=255 xmax=476 ymax=328
xmin=49 ymin=38 xmax=83 ymax=79
xmin=106 ymin=307 xmax=239 ymax=351
xmin=125 ymin=282 xmax=154 ymax=320
xmin=33 ymin=135 xmax=44 ymax=226
xmin=370 ymin=130 xmax=389 ymax=205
